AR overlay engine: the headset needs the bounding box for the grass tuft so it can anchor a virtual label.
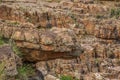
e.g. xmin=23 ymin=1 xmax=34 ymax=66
xmin=0 ymin=37 xmax=5 ymax=45
xmin=110 ymin=8 xmax=120 ymax=19
xmin=16 ymin=64 xmax=35 ymax=80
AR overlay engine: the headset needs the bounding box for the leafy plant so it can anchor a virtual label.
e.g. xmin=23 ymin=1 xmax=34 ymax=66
xmin=110 ymin=8 xmax=120 ymax=19
xmin=0 ymin=61 xmax=5 ymax=80
xmin=60 ymin=75 xmax=79 ymax=80
xmin=60 ymin=75 xmax=73 ymax=80
xmin=7 ymin=39 xmax=23 ymax=58
xmin=0 ymin=37 xmax=5 ymax=45
xmin=16 ymin=64 xmax=35 ymax=80
xmin=12 ymin=43 xmax=23 ymax=57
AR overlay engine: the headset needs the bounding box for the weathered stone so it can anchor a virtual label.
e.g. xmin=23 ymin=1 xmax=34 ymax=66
xmin=0 ymin=0 xmax=120 ymax=80
xmin=0 ymin=20 xmax=83 ymax=61
xmin=2 ymin=0 xmax=37 ymax=3
xmin=0 ymin=44 xmax=21 ymax=76
xmin=94 ymin=20 xmax=120 ymax=39
xmin=93 ymin=73 xmax=105 ymax=80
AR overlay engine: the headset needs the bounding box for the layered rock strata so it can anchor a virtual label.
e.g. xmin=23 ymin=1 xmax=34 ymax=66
xmin=0 ymin=0 xmax=120 ymax=80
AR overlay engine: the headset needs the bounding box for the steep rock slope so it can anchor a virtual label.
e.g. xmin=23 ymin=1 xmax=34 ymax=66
xmin=0 ymin=0 xmax=120 ymax=80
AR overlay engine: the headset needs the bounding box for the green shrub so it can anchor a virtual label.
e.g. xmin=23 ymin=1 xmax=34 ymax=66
xmin=110 ymin=8 xmax=120 ymax=19
xmin=16 ymin=64 xmax=35 ymax=80
xmin=12 ymin=43 xmax=23 ymax=57
xmin=60 ymin=75 xmax=73 ymax=80
xmin=0 ymin=61 xmax=5 ymax=80
xmin=0 ymin=37 xmax=5 ymax=45
xmin=60 ymin=75 xmax=79 ymax=80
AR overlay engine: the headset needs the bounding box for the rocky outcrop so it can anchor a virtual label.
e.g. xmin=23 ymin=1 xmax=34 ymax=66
xmin=0 ymin=44 xmax=21 ymax=77
xmin=0 ymin=0 xmax=109 ymax=28
xmin=94 ymin=19 xmax=120 ymax=39
xmin=36 ymin=42 xmax=120 ymax=80
xmin=0 ymin=20 xmax=83 ymax=61
xmin=0 ymin=0 xmax=120 ymax=80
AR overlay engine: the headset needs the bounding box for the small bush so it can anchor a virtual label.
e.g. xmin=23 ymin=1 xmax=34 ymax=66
xmin=60 ymin=75 xmax=73 ymax=80
xmin=16 ymin=64 xmax=35 ymax=80
xmin=0 ymin=36 xmax=11 ymax=45
xmin=110 ymin=8 xmax=120 ymax=19
xmin=0 ymin=37 xmax=5 ymax=45
xmin=60 ymin=75 xmax=79 ymax=80
xmin=12 ymin=43 xmax=23 ymax=57
xmin=0 ymin=61 xmax=5 ymax=80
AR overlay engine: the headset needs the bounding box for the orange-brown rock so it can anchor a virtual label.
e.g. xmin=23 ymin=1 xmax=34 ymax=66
xmin=0 ymin=20 xmax=83 ymax=61
xmin=94 ymin=20 xmax=120 ymax=39
xmin=0 ymin=0 xmax=120 ymax=80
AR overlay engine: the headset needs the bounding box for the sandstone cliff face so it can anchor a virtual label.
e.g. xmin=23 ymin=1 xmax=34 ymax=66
xmin=0 ymin=0 xmax=120 ymax=80
xmin=0 ymin=20 xmax=83 ymax=61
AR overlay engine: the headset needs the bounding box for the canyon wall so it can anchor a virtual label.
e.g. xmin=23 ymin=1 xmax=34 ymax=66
xmin=0 ymin=0 xmax=120 ymax=80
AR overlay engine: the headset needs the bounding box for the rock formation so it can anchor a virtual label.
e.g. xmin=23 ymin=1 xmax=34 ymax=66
xmin=0 ymin=44 xmax=21 ymax=77
xmin=0 ymin=0 xmax=120 ymax=80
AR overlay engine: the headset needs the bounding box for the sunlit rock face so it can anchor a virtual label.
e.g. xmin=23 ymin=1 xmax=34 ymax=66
xmin=0 ymin=20 xmax=83 ymax=61
xmin=0 ymin=0 xmax=120 ymax=79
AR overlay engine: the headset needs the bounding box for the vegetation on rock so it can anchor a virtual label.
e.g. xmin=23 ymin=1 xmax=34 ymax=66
xmin=110 ymin=8 xmax=120 ymax=18
xmin=0 ymin=0 xmax=120 ymax=80
xmin=60 ymin=75 xmax=79 ymax=80
xmin=0 ymin=37 xmax=5 ymax=45
xmin=0 ymin=61 xmax=5 ymax=80
xmin=12 ymin=42 xmax=23 ymax=58
xmin=16 ymin=64 xmax=35 ymax=80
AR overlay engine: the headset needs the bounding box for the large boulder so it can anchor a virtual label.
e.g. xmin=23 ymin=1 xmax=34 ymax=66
xmin=0 ymin=20 xmax=83 ymax=61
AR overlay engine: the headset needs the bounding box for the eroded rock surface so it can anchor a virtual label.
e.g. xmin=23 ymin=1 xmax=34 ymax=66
xmin=0 ymin=0 xmax=120 ymax=80
xmin=0 ymin=44 xmax=21 ymax=76
xmin=0 ymin=20 xmax=83 ymax=61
